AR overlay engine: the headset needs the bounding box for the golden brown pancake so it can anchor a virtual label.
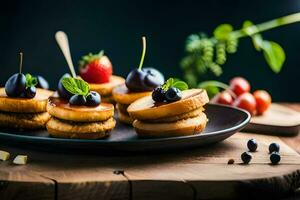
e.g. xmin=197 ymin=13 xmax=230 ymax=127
xmin=0 ymin=88 xmax=53 ymax=113
xmin=47 ymin=97 xmax=114 ymax=122
xmin=116 ymin=103 xmax=129 ymax=114
xmin=146 ymin=107 xmax=205 ymax=123
xmin=46 ymin=117 xmax=116 ymax=139
xmin=89 ymin=75 xmax=125 ymax=96
xmin=112 ymin=84 xmax=151 ymax=105
xmin=0 ymin=111 xmax=51 ymax=130
xmin=117 ymin=109 xmax=134 ymax=125
xmin=133 ymin=113 xmax=207 ymax=138
xmin=128 ymin=89 xmax=209 ymax=120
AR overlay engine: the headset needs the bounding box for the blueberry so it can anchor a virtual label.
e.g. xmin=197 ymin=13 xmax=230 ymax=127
xmin=152 ymin=87 xmax=166 ymax=102
xmin=269 ymin=143 xmax=280 ymax=153
xmin=270 ymin=152 xmax=281 ymax=164
xmin=36 ymin=75 xmax=49 ymax=89
xmin=125 ymin=68 xmax=165 ymax=92
xmin=144 ymin=74 xmax=159 ymax=88
xmin=247 ymin=139 xmax=258 ymax=152
xmin=24 ymin=86 xmax=36 ymax=98
xmin=125 ymin=69 xmax=147 ymax=92
xmin=5 ymin=73 xmax=26 ymax=97
xmin=241 ymin=152 xmax=252 ymax=164
xmin=143 ymin=67 xmax=164 ymax=88
xmin=86 ymin=91 xmax=101 ymax=106
xmin=165 ymin=87 xmax=182 ymax=102
xmin=57 ymin=73 xmax=73 ymax=99
xmin=69 ymin=94 xmax=86 ymax=105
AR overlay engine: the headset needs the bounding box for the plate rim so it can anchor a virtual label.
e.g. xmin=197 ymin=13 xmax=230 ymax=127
xmin=0 ymin=104 xmax=251 ymax=144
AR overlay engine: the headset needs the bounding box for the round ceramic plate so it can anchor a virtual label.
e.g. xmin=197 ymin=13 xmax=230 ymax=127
xmin=0 ymin=104 xmax=250 ymax=153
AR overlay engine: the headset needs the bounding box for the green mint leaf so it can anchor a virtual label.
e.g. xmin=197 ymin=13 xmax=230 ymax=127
xmin=61 ymin=77 xmax=90 ymax=96
xmin=213 ymin=24 xmax=233 ymax=40
xmin=243 ymin=20 xmax=263 ymax=51
xmin=162 ymin=78 xmax=189 ymax=91
xmin=167 ymin=78 xmax=174 ymax=87
xmin=261 ymin=41 xmax=285 ymax=73
xmin=162 ymin=78 xmax=174 ymax=90
xmin=172 ymin=81 xmax=188 ymax=91
xmin=25 ymin=73 xmax=37 ymax=89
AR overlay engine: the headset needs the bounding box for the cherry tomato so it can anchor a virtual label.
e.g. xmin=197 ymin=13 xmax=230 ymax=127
xmin=229 ymin=77 xmax=251 ymax=96
xmin=233 ymin=92 xmax=256 ymax=115
xmin=253 ymin=90 xmax=272 ymax=115
xmin=211 ymin=91 xmax=233 ymax=105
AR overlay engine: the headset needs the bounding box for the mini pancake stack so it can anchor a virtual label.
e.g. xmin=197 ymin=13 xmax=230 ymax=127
xmin=0 ymin=88 xmax=53 ymax=130
xmin=127 ymin=89 xmax=209 ymax=137
xmin=89 ymin=75 xmax=125 ymax=103
xmin=112 ymin=84 xmax=151 ymax=124
xmin=46 ymin=94 xmax=115 ymax=139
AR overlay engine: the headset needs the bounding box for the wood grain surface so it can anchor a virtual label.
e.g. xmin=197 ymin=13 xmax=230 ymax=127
xmin=245 ymin=103 xmax=300 ymax=135
xmin=0 ymin=104 xmax=299 ymax=200
xmin=281 ymin=104 xmax=300 ymax=154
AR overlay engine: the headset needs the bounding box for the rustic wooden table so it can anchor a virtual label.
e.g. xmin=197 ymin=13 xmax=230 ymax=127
xmin=0 ymin=104 xmax=300 ymax=200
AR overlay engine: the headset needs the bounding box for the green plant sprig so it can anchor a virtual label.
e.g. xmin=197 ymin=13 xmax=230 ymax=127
xmin=25 ymin=74 xmax=37 ymax=89
xmin=162 ymin=78 xmax=189 ymax=91
xmin=61 ymin=77 xmax=90 ymax=96
xmin=181 ymin=12 xmax=300 ymax=87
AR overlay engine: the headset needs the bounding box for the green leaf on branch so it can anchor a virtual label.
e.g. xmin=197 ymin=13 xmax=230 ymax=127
xmin=252 ymin=34 xmax=264 ymax=51
xmin=261 ymin=41 xmax=286 ymax=73
xmin=198 ymin=80 xmax=229 ymax=98
xmin=243 ymin=20 xmax=263 ymax=51
xmin=213 ymin=24 xmax=233 ymax=40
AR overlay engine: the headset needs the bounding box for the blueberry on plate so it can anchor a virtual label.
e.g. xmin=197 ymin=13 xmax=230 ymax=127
xmin=270 ymin=152 xmax=281 ymax=164
xmin=69 ymin=94 xmax=86 ymax=105
xmin=152 ymin=87 xmax=166 ymax=102
xmin=86 ymin=91 xmax=101 ymax=106
xmin=247 ymin=139 xmax=258 ymax=152
xmin=241 ymin=152 xmax=252 ymax=164
xmin=269 ymin=143 xmax=280 ymax=153
xmin=165 ymin=87 xmax=182 ymax=102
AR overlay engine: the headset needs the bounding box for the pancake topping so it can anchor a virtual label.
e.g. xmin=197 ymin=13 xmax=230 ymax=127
xmin=5 ymin=53 xmax=39 ymax=99
xmin=125 ymin=36 xmax=164 ymax=92
xmin=152 ymin=78 xmax=189 ymax=103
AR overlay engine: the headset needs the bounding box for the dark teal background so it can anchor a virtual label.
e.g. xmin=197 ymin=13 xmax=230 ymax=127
xmin=0 ymin=0 xmax=299 ymax=101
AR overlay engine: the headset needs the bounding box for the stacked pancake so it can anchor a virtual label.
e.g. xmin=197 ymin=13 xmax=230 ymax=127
xmin=112 ymin=84 xmax=151 ymax=124
xmin=89 ymin=75 xmax=125 ymax=103
xmin=46 ymin=95 xmax=115 ymax=139
xmin=127 ymin=89 xmax=209 ymax=137
xmin=0 ymin=88 xmax=53 ymax=130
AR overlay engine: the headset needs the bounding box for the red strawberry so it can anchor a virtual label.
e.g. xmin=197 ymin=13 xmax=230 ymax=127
xmin=79 ymin=51 xmax=113 ymax=83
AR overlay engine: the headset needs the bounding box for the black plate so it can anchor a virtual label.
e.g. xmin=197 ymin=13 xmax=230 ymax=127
xmin=0 ymin=104 xmax=250 ymax=153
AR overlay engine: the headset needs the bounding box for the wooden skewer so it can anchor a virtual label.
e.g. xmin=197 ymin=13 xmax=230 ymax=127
xmin=55 ymin=31 xmax=77 ymax=78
